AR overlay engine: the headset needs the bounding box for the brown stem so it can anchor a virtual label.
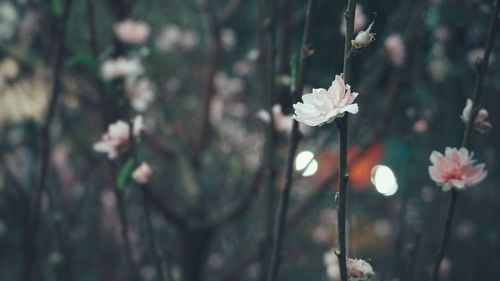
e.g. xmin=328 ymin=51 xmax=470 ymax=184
xmin=193 ymin=0 xmax=226 ymax=167
xmin=336 ymin=1 xmax=357 ymax=281
xmin=22 ymin=1 xmax=73 ymax=280
xmin=265 ymin=1 xmax=315 ymax=280
xmin=140 ymin=184 xmax=167 ymax=281
xmin=430 ymin=1 xmax=500 ymax=280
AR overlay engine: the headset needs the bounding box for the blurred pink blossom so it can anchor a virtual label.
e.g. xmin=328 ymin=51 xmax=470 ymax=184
xmin=467 ymin=48 xmax=494 ymax=67
xmin=220 ymin=28 xmax=237 ymax=51
xmin=340 ymin=5 xmax=367 ymax=35
xmin=114 ymin=19 xmax=151 ymax=44
xmin=384 ymin=34 xmax=406 ymax=66
xmin=256 ymin=104 xmax=292 ymax=133
xmin=100 ymin=57 xmax=144 ymax=81
xmin=126 ymin=78 xmax=156 ymax=112
xmin=428 ymin=147 xmax=487 ymax=191
xmin=293 ymin=75 xmax=358 ymax=126
xmin=132 ymin=162 xmax=152 ymax=184
xmin=93 ymin=116 xmax=144 ymax=159
xmin=434 ymin=26 xmax=450 ymax=42
xmin=413 ymin=119 xmax=428 ymax=134
xmin=461 ymin=98 xmax=492 ymax=134
xmin=156 ymin=25 xmax=198 ymax=52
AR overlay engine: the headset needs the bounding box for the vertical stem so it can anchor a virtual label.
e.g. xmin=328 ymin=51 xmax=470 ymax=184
xmin=258 ymin=0 xmax=278 ymax=278
xmin=140 ymin=185 xmax=167 ymax=281
xmin=266 ymin=1 xmax=315 ymax=280
xmin=430 ymin=1 xmax=500 ymax=280
xmin=23 ymin=1 xmax=73 ymax=280
xmin=336 ymin=1 xmax=356 ymax=281
xmin=430 ymin=189 xmax=457 ymax=281
xmin=85 ymin=1 xmax=140 ymax=278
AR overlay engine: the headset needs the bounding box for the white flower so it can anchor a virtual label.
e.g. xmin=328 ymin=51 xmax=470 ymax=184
xmin=293 ymin=75 xmax=358 ymax=126
xmin=461 ymin=99 xmax=492 ymax=134
xmin=132 ymin=162 xmax=152 ymax=184
xmin=100 ymin=57 xmax=144 ymax=81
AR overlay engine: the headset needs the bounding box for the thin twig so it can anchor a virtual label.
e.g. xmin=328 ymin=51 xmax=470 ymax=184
xmin=85 ymin=0 xmax=141 ymax=278
xmin=430 ymin=1 xmax=500 ymax=280
xmin=140 ymin=184 xmax=167 ymax=281
xmin=22 ymin=1 xmax=73 ymax=280
xmin=335 ymin=1 xmax=357 ymax=280
xmin=257 ymin=0 xmax=279 ymax=278
xmin=193 ymin=0 xmax=226 ymax=167
xmin=266 ymin=1 xmax=315 ymax=280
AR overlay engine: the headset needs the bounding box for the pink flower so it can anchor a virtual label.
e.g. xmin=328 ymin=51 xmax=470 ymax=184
xmin=461 ymin=99 xmax=492 ymax=134
xmin=114 ymin=19 xmax=150 ymax=44
xmin=93 ymin=120 xmax=131 ymax=159
xmin=93 ymin=116 xmax=144 ymax=159
xmin=384 ymin=34 xmax=406 ymax=66
xmin=428 ymin=147 xmax=487 ymax=191
xmin=293 ymin=75 xmax=358 ymax=127
xmin=132 ymin=162 xmax=152 ymax=184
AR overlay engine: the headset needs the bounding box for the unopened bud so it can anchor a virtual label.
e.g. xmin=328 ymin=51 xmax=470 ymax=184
xmin=351 ymin=16 xmax=376 ymax=49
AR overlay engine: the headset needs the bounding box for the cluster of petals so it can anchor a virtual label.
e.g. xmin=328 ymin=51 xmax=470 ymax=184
xmin=114 ymin=19 xmax=150 ymax=44
xmin=324 ymin=249 xmax=374 ymax=280
xmin=428 ymin=147 xmax=487 ymax=191
xmin=93 ymin=116 xmax=144 ymax=159
xmin=132 ymin=162 xmax=152 ymax=184
xmin=293 ymin=75 xmax=358 ymax=127
xmin=461 ymin=99 xmax=492 ymax=134
xmin=101 ymin=57 xmax=144 ymax=81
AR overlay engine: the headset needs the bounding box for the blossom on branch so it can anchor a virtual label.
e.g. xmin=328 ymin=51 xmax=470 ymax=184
xmin=93 ymin=116 xmax=144 ymax=159
xmin=428 ymin=147 xmax=487 ymax=191
xmin=292 ymin=75 xmax=358 ymax=127
xmin=461 ymin=99 xmax=492 ymax=134
xmin=133 ymin=162 xmax=152 ymax=184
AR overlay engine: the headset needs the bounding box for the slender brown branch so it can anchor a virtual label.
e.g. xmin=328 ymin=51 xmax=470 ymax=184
xmin=140 ymin=184 xmax=167 ymax=281
xmin=23 ymin=1 xmax=73 ymax=280
xmin=335 ymin=1 xmax=357 ymax=281
xmin=257 ymin=0 xmax=279 ymax=278
xmin=193 ymin=0 xmax=224 ymax=167
xmin=143 ymin=187 xmax=188 ymax=230
xmin=430 ymin=1 xmax=500 ymax=280
xmin=85 ymin=0 xmax=141 ymax=278
xmin=218 ymin=0 xmax=247 ymax=25
xmin=200 ymin=164 xmax=265 ymax=229
xmin=266 ymin=1 xmax=315 ymax=280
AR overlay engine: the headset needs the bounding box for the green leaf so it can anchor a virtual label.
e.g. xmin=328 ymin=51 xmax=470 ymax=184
xmin=116 ymin=158 xmax=136 ymax=189
xmin=66 ymin=54 xmax=99 ymax=71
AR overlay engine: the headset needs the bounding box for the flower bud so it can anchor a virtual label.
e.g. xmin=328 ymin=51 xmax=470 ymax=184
xmin=351 ymin=18 xmax=376 ymax=49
